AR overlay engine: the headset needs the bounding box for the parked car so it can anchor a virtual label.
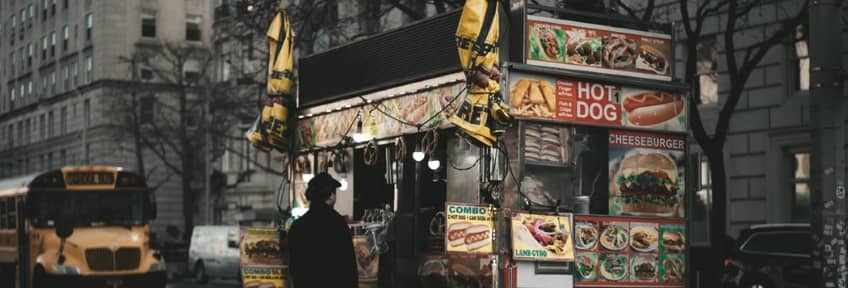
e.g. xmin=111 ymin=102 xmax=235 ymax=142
xmin=723 ymin=224 xmax=813 ymax=288
xmin=188 ymin=225 xmax=241 ymax=283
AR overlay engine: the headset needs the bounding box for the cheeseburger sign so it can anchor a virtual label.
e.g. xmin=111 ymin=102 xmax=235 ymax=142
xmin=507 ymin=71 xmax=686 ymax=133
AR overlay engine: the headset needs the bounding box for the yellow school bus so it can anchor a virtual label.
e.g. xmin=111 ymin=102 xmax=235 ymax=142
xmin=0 ymin=166 xmax=165 ymax=288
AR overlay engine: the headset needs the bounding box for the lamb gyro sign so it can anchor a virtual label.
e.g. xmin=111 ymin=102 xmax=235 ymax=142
xmin=526 ymin=15 xmax=673 ymax=82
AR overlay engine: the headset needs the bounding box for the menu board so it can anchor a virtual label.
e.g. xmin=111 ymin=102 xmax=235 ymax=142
xmin=511 ymin=212 xmax=575 ymax=262
xmin=508 ymin=71 xmax=686 ymax=133
xmin=298 ymin=82 xmax=464 ymax=147
xmin=526 ymin=15 xmax=673 ymax=81
xmin=609 ymin=131 xmax=686 ymax=218
xmin=445 ymin=203 xmax=495 ymax=254
xmin=353 ymin=236 xmax=379 ymax=288
xmin=574 ymin=215 xmax=685 ymax=287
xmin=240 ymin=227 xmax=285 ymax=288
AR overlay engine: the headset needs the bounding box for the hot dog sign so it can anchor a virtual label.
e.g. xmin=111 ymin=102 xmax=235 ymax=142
xmin=445 ymin=203 xmax=496 ymax=254
xmin=508 ymin=71 xmax=686 ymax=133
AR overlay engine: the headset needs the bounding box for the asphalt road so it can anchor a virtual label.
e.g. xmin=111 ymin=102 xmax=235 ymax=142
xmin=166 ymin=279 xmax=241 ymax=288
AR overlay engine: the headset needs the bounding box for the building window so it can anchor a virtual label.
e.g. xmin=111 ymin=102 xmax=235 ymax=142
xmin=61 ymin=149 xmax=66 ymax=165
xmin=795 ymin=24 xmax=809 ymax=91
xmin=42 ymin=0 xmax=49 ymax=19
xmin=21 ymin=9 xmax=27 ymax=29
xmin=27 ymin=80 xmax=32 ymax=97
xmin=60 ymin=106 xmax=67 ymax=134
xmin=39 ymin=114 xmax=45 ymax=140
xmin=84 ymin=99 xmax=90 ymax=126
xmin=140 ymin=96 xmax=155 ymax=123
xmin=50 ymin=31 xmax=56 ymax=56
xmin=9 ymin=87 xmax=14 ymax=102
xmin=72 ymin=61 xmax=78 ymax=86
xmin=693 ymin=156 xmax=712 ymax=244
xmin=41 ymin=36 xmax=47 ymax=59
xmin=62 ymin=25 xmax=69 ymax=51
xmin=63 ymin=65 xmax=69 ymax=91
xmin=51 ymin=0 xmax=56 ymax=16
xmin=9 ymin=52 xmax=14 ymax=75
xmin=697 ymin=38 xmax=718 ymax=105
xmin=29 ymin=4 xmax=35 ymax=24
xmin=142 ymin=12 xmax=156 ymax=38
xmin=85 ymin=55 xmax=92 ymax=83
xmin=41 ymin=77 xmax=48 ymax=96
xmin=27 ymin=43 xmax=32 ymax=67
xmin=48 ymin=110 xmax=54 ymax=137
xmin=185 ymin=15 xmax=202 ymax=41
xmin=85 ymin=14 xmax=92 ymax=41
xmin=47 ymin=152 xmax=53 ymax=169
xmin=140 ymin=68 xmax=154 ymax=80
xmin=790 ymin=151 xmax=811 ymax=222
xmin=64 ymin=0 xmax=69 ymax=9
xmin=49 ymin=71 xmax=55 ymax=95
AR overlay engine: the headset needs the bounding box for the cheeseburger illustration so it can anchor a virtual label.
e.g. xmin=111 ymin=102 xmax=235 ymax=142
xmin=623 ymin=92 xmax=685 ymax=126
xmin=613 ymin=153 xmax=680 ymax=216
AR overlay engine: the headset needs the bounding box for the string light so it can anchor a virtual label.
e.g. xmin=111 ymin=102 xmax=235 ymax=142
xmin=427 ymin=159 xmax=441 ymax=170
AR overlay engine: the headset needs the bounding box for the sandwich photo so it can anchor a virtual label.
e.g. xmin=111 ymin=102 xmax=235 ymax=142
xmin=529 ymin=26 xmax=565 ymax=62
xmin=576 ymin=254 xmax=597 ymax=281
xmin=448 ymin=222 xmax=471 ymax=247
xmin=636 ymin=45 xmax=668 ymax=74
xmin=613 ymin=153 xmax=680 ymax=216
xmin=510 ymin=79 xmax=556 ymax=118
xmin=630 ymin=255 xmax=658 ymax=281
xmin=354 ymin=239 xmax=378 ymax=278
xmin=630 ymin=226 xmax=659 ymax=252
xmin=600 ymin=224 xmax=629 ymax=251
xmin=662 ymin=231 xmax=686 ymax=253
xmin=623 ymin=92 xmax=685 ymax=127
xmin=662 ymin=256 xmax=685 ymax=282
xmin=599 ymin=254 xmax=628 ymax=281
xmin=575 ymin=222 xmax=598 ymax=250
xmin=464 ymin=224 xmax=491 ymax=251
xmin=243 ymin=239 xmax=282 ymax=265
xmin=602 ymin=36 xmax=637 ymax=69
xmin=566 ymin=32 xmax=602 ymax=66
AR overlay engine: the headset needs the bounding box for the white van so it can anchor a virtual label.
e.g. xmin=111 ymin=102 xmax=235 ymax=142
xmin=188 ymin=225 xmax=241 ymax=283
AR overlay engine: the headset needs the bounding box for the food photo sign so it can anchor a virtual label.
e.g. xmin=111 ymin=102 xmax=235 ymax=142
xmin=511 ymin=212 xmax=575 ymax=262
xmin=526 ymin=15 xmax=673 ymax=81
xmin=445 ymin=203 xmax=496 ymax=254
xmin=240 ymin=227 xmax=285 ymax=288
xmin=508 ymin=71 xmax=686 ymax=133
xmin=353 ymin=236 xmax=379 ymax=288
xmin=573 ymin=215 xmax=686 ymax=287
xmin=609 ymin=130 xmax=686 ymax=218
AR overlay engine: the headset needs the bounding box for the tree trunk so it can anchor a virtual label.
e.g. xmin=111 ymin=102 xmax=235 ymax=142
xmin=706 ymin=146 xmax=727 ymax=286
xmin=179 ymin=76 xmax=194 ymax=240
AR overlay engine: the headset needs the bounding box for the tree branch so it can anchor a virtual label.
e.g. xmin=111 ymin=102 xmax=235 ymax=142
xmin=386 ymin=0 xmax=425 ymax=20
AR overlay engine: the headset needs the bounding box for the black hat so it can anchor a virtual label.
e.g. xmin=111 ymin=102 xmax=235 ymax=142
xmin=305 ymin=173 xmax=341 ymax=202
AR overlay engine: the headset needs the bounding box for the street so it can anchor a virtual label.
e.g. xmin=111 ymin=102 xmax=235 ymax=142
xmin=166 ymin=279 xmax=241 ymax=288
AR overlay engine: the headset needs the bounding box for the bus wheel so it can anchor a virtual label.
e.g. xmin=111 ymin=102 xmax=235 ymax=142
xmin=194 ymin=262 xmax=208 ymax=284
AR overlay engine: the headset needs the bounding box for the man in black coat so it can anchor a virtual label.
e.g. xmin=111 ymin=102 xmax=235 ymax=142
xmin=288 ymin=173 xmax=359 ymax=288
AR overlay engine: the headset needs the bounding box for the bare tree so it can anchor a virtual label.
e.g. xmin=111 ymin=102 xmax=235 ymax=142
xmin=619 ymin=0 xmax=809 ymax=285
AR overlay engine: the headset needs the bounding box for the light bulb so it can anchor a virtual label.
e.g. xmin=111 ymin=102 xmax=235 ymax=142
xmin=427 ymin=159 xmax=441 ymax=170
xmin=339 ymin=179 xmax=349 ymax=191
xmin=412 ymin=151 xmax=426 ymax=162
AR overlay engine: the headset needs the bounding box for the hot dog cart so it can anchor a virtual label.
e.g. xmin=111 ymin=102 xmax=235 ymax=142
xmin=282 ymin=2 xmax=690 ymax=288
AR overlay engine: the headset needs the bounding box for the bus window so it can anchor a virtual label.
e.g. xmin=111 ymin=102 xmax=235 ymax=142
xmin=28 ymin=190 xmax=148 ymax=228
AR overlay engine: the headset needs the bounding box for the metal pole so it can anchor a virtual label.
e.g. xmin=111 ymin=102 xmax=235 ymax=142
xmin=204 ymin=85 xmax=213 ymax=224
xmin=809 ymin=0 xmax=847 ymax=287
